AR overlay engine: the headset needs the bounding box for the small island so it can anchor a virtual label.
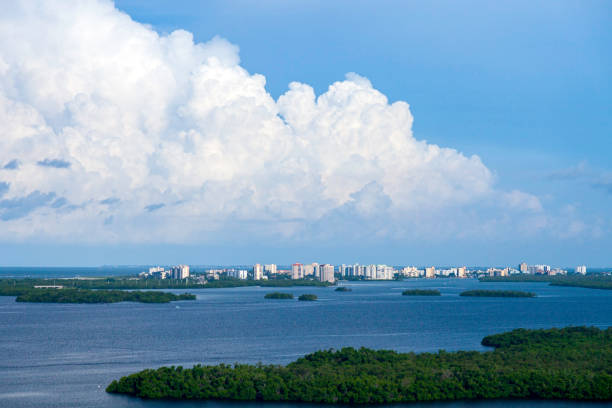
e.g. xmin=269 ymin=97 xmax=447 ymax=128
xmin=107 ymin=326 xmax=612 ymax=403
xmin=460 ymin=289 xmax=535 ymax=298
xmin=334 ymin=287 xmax=352 ymax=292
xmin=9 ymin=288 xmax=195 ymax=304
xmin=402 ymin=289 xmax=440 ymax=296
xmin=264 ymin=292 xmax=294 ymax=299
xmin=298 ymin=294 xmax=317 ymax=301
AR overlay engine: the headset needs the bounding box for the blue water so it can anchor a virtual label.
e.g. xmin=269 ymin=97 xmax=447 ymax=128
xmin=1 ymin=278 xmax=611 ymax=407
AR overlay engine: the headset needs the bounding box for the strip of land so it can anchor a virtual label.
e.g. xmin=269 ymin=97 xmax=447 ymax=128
xmin=460 ymin=290 xmax=535 ymax=298
xmin=402 ymin=289 xmax=440 ymax=296
xmin=0 ymin=287 xmax=195 ymax=304
xmin=106 ymin=326 xmax=612 ymax=403
xmin=480 ymin=274 xmax=612 ymax=290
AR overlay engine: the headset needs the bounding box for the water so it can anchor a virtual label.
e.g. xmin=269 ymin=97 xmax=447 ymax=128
xmin=1 ymin=278 xmax=611 ymax=407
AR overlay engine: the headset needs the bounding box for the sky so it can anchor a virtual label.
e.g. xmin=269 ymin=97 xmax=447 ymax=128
xmin=0 ymin=0 xmax=610 ymax=267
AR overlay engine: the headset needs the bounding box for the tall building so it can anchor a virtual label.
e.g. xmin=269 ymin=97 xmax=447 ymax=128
xmin=303 ymin=264 xmax=314 ymax=276
xmin=253 ymin=264 xmax=263 ymax=280
xmin=519 ymin=262 xmax=528 ymax=273
xmin=575 ymin=265 xmax=587 ymax=274
xmin=291 ymin=263 xmax=303 ymax=280
xmin=171 ymin=264 xmax=190 ymax=279
xmin=264 ymin=264 xmax=277 ymax=275
xmin=425 ymin=266 xmax=436 ymax=278
xmin=320 ymin=264 xmax=335 ymax=283
xmin=457 ymin=266 xmax=466 ymax=278
xmin=313 ymin=263 xmax=320 ymax=278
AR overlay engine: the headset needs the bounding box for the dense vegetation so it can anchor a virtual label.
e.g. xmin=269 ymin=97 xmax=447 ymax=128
xmin=402 ymin=289 xmax=440 ymax=296
xmin=481 ymin=274 xmax=612 ymax=290
xmin=298 ymin=294 xmax=317 ymax=301
xmin=0 ymin=277 xmax=330 ymax=292
xmin=6 ymin=288 xmax=195 ymax=304
xmin=460 ymin=290 xmax=535 ymax=298
xmin=107 ymin=326 xmax=612 ymax=403
xmin=334 ymin=287 xmax=352 ymax=292
xmin=264 ymin=292 xmax=294 ymax=299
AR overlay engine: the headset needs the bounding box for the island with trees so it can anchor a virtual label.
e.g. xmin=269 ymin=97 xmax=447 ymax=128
xmin=0 ymin=277 xmax=330 ymax=291
xmin=402 ymin=289 xmax=440 ymax=296
xmin=4 ymin=287 xmax=195 ymax=304
xmin=334 ymin=287 xmax=352 ymax=292
xmin=106 ymin=326 xmax=612 ymax=403
xmin=264 ymin=292 xmax=294 ymax=299
xmin=298 ymin=294 xmax=317 ymax=301
xmin=460 ymin=290 xmax=535 ymax=298
xmin=480 ymin=274 xmax=612 ymax=290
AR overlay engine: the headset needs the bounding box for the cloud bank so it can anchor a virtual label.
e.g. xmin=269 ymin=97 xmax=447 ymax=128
xmin=0 ymin=0 xmax=543 ymax=244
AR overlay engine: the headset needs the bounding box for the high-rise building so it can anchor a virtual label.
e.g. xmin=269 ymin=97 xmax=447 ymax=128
xmin=303 ymin=264 xmax=314 ymax=276
xmin=425 ymin=266 xmax=436 ymax=278
xmin=519 ymin=262 xmax=528 ymax=273
xmin=457 ymin=266 xmax=466 ymax=278
xmin=320 ymin=264 xmax=335 ymax=283
xmin=253 ymin=264 xmax=263 ymax=280
xmin=313 ymin=263 xmax=320 ymax=278
xmin=264 ymin=264 xmax=277 ymax=275
xmin=291 ymin=263 xmax=303 ymax=280
xmin=575 ymin=265 xmax=587 ymax=274
xmin=171 ymin=264 xmax=190 ymax=279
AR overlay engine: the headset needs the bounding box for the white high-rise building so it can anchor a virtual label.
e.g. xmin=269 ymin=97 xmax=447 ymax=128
xmin=171 ymin=265 xmax=190 ymax=279
xmin=253 ymin=264 xmax=263 ymax=280
xmin=575 ymin=265 xmax=587 ymax=274
xmin=292 ymin=263 xmax=303 ymax=280
xmin=303 ymin=264 xmax=314 ymax=276
xmin=320 ymin=264 xmax=335 ymax=283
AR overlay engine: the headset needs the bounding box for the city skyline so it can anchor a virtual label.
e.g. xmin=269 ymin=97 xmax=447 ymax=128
xmin=0 ymin=0 xmax=610 ymax=266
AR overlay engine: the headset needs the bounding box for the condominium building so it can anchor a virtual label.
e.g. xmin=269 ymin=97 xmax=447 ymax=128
xmin=264 ymin=264 xmax=277 ymax=275
xmin=320 ymin=264 xmax=335 ymax=283
xmin=292 ymin=263 xmax=303 ymax=280
xmin=253 ymin=264 xmax=263 ymax=280
xmin=425 ymin=266 xmax=436 ymax=278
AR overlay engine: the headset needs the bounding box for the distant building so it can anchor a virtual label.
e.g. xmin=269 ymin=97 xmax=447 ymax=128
xmin=228 ymin=269 xmax=248 ymax=280
xmin=457 ymin=266 xmax=467 ymax=278
xmin=303 ymin=264 xmax=314 ymax=276
xmin=575 ymin=265 xmax=587 ymax=274
xmin=425 ymin=266 xmax=436 ymax=278
xmin=253 ymin=264 xmax=263 ymax=280
xmin=171 ymin=265 xmax=190 ymax=279
xmin=292 ymin=263 xmax=303 ymax=280
xmin=519 ymin=262 xmax=528 ymax=273
xmin=320 ymin=264 xmax=335 ymax=283
xmin=264 ymin=264 xmax=277 ymax=275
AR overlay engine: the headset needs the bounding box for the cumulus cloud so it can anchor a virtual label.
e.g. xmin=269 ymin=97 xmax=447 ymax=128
xmin=0 ymin=0 xmax=544 ymax=243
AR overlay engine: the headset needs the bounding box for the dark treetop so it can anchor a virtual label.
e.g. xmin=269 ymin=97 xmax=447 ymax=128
xmin=106 ymin=326 xmax=612 ymax=404
xmin=297 ymin=294 xmax=317 ymax=301
xmin=0 ymin=287 xmax=195 ymax=304
xmin=264 ymin=292 xmax=294 ymax=299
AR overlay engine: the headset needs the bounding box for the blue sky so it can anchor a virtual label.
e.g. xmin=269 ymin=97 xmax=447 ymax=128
xmin=0 ymin=0 xmax=610 ymax=266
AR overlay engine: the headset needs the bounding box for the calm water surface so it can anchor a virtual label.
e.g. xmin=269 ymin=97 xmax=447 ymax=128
xmin=1 ymin=278 xmax=611 ymax=408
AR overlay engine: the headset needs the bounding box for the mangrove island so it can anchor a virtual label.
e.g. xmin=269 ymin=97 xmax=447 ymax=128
xmin=460 ymin=289 xmax=535 ymax=298
xmin=106 ymin=326 xmax=612 ymax=403
xmin=264 ymin=292 xmax=294 ymax=299
xmin=402 ymin=289 xmax=440 ymax=296
xmin=298 ymin=294 xmax=317 ymax=301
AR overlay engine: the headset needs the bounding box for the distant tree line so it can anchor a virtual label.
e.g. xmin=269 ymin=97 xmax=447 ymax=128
xmin=480 ymin=274 xmax=612 ymax=290
xmin=402 ymin=289 xmax=440 ymax=296
xmin=460 ymin=290 xmax=535 ymax=298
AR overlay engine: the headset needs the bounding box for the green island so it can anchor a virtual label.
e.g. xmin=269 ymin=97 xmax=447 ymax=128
xmin=480 ymin=274 xmax=612 ymax=290
xmin=298 ymin=294 xmax=317 ymax=301
xmin=2 ymin=287 xmax=195 ymax=304
xmin=402 ymin=289 xmax=440 ymax=296
xmin=0 ymin=277 xmax=329 ymax=291
xmin=106 ymin=326 xmax=612 ymax=403
xmin=334 ymin=287 xmax=352 ymax=292
xmin=460 ymin=290 xmax=535 ymax=298
xmin=264 ymin=292 xmax=294 ymax=299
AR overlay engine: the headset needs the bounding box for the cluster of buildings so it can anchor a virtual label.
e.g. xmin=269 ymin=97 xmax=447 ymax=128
xmin=138 ymin=262 xmax=590 ymax=282
xmin=139 ymin=265 xmax=190 ymax=280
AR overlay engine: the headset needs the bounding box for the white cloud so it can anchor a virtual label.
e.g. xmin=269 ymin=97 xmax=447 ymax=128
xmin=0 ymin=0 xmax=544 ymax=244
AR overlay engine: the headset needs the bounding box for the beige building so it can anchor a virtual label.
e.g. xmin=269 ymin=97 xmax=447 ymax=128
xmin=425 ymin=266 xmax=436 ymax=278
xmin=320 ymin=264 xmax=335 ymax=283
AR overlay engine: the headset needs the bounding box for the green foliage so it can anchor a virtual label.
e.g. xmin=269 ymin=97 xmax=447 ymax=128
xmin=480 ymin=274 xmax=612 ymax=290
xmin=107 ymin=327 xmax=612 ymax=403
xmin=334 ymin=287 xmax=352 ymax=292
xmin=7 ymin=288 xmax=195 ymax=304
xmin=298 ymin=294 xmax=317 ymax=301
xmin=264 ymin=292 xmax=294 ymax=299
xmin=402 ymin=289 xmax=440 ymax=296
xmin=460 ymin=290 xmax=535 ymax=298
xmin=0 ymin=277 xmax=330 ymax=295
